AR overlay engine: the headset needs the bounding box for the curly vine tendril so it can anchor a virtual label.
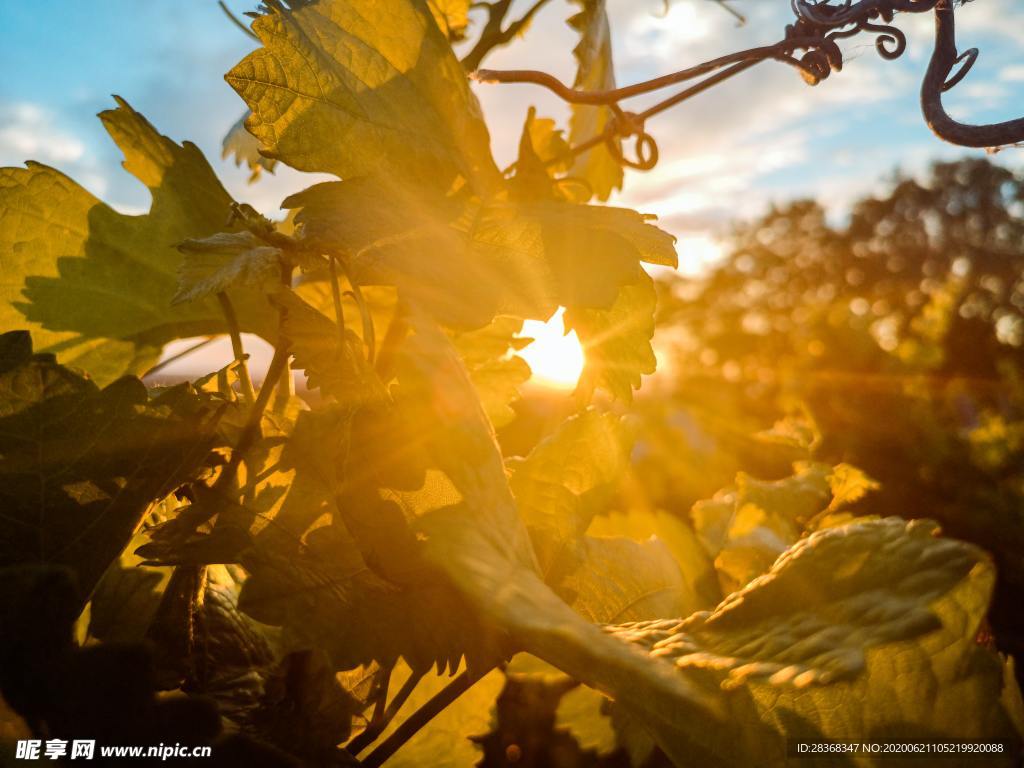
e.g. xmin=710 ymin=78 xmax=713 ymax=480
xmin=477 ymin=0 xmax=1024 ymax=173
xmin=921 ymin=1 xmax=1024 ymax=148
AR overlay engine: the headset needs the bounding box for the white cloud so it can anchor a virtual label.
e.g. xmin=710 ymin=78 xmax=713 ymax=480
xmin=0 ymin=103 xmax=85 ymax=165
xmin=0 ymin=102 xmax=111 ymax=200
xmin=999 ymin=64 xmax=1024 ymax=82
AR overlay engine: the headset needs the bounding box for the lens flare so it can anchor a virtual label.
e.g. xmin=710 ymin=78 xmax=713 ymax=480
xmin=517 ymin=308 xmax=585 ymax=389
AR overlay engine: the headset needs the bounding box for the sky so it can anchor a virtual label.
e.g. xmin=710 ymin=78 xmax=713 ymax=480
xmin=2 ymin=0 xmax=1023 ymax=263
xmin=1 ymin=0 xmax=1023 ymax=377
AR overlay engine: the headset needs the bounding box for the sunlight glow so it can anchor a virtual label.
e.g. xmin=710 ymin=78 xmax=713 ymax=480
xmin=679 ymin=233 xmax=725 ymax=275
xmin=518 ymin=308 xmax=585 ymax=389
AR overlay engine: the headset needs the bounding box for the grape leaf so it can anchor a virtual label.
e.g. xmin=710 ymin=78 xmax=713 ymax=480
xmin=555 ymin=685 xmax=617 ymax=756
xmin=517 ymin=200 xmax=677 ymax=308
xmin=376 ymin=661 xmax=505 ymax=768
xmin=427 ymin=0 xmax=471 ymax=40
xmin=271 ymin=289 xmax=388 ymax=406
xmin=173 ymin=232 xmax=283 ymax=305
xmin=0 ymin=331 xmax=221 ymax=603
xmin=234 ymin=404 xmax=507 ymax=675
xmin=452 ymin=317 xmax=531 ymax=429
xmin=222 ymin=111 xmax=278 ymax=183
xmin=225 ymin=0 xmax=501 ymax=194
xmin=556 ymin=535 xmax=690 ymax=624
xmin=566 ymin=268 xmax=658 ymax=402
xmin=0 ymin=98 xmax=272 ymax=384
xmin=508 ymin=410 xmax=629 ymax=575
xmin=691 ymin=463 xmax=876 ymax=593
xmin=284 ymin=178 xmax=676 ymax=329
xmin=607 ymin=518 xmax=1024 ymax=765
xmin=87 ymin=538 xmax=169 ymax=644
xmin=397 ymin=311 xmax=721 ymax=726
xmin=588 ymin=509 xmax=721 ymax=615
xmin=567 ymin=0 xmax=623 ymax=201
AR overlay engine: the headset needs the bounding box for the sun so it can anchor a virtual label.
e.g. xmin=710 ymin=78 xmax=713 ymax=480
xmin=517 ymin=308 xmax=585 ymax=389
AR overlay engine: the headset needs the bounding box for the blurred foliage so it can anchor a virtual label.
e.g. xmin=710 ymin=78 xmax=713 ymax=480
xmin=1 ymin=0 xmax=1023 ymax=765
xmin=640 ymin=157 xmax=1024 ymax=665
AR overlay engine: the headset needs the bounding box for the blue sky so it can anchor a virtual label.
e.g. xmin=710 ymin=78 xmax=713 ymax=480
xmin=2 ymin=0 xmax=1023 ymax=270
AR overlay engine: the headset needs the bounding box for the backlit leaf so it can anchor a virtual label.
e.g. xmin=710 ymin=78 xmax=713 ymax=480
xmin=0 ymin=331 xmax=220 ymax=603
xmin=509 ymin=410 xmax=629 ymax=575
xmin=452 ymin=317 xmax=531 ymax=429
xmin=588 ymin=509 xmax=721 ymax=616
xmin=0 ymin=98 xmax=272 ymax=384
xmin=226 ymin=0 xmax=501 ymax=193
xmin=607 ymin=518 xmax=1024 ymax=765
xmin=272 ymin=289 xmax=388 ymax=406
xmin=566 ymin=269 xmax=658 ymax=402
xmin=222 ymin=111 xmax=278 ymax=182
xmin=284 ymin=178 xmax=676 ymax=330
xmin=377 ymin=661 xmax=504 ymax=768
xmin=428 ymin=0 xmax=471 ymax=40
xmin=555 ymin=685 xmax=617 ymax=756
xmin=567 ymin=0 xmax=623 ymax=201
xmin=173 ymin=232 xmax=283 ymax=305
xmin=556 ymin=535 xmax=689 ymax=624
xmin=399 ymin=311 xmax=721 ymax=726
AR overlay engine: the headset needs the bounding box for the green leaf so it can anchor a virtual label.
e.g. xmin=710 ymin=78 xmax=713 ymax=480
xmin=517 ymin=201 xmax=677 ymax=309
xmin=285 ymin=178 xmax=517 ymax=328
xmin=272 ymin=289 xmax=387 ymax=406
xmin=566 ymin=269 xmax=658 ymax=402
xmin=567 ymin=0 xmax=623 ymax=201
xmin=173 ymin=232 xmax=283 ymax=305
xmin=0 ymin=98 xmax=270 ymax=384
xmin=588 ymin=509 xmax=721 ymax=615
xmin=823 ymin=462 xmax=880 ymax=510
xmin=508 ymin=410 xmax=629 ymax=575
xmin=452 ymin=316 xmax=531 ymax=429
xmin=222 ymin=111 xmax=278 ymax=183
xmin=377 ymin=661 xmax=504 ymax=768
xmin=608 ymin=518 xmax=1023 ymax=765
xmin=284 ymin=178 xmax=676 ymax=330
xmin=226 ymin=0 xmax=501 ymax=193
xmin=87 ymin=537 xmax=170 ymax=644
xmin=555 ymin=685 xmax=617 ymax=756
xmin=398 ymin=311 xmax=721 ymax=726
xmin=754 ymin=412 xmax=822 ymax=455
xmin=427 ymin=0 xmax=471 ymax=40
xmin=556 ymin=535 xmax=690 ymax=624
xmin=690 ymin=462 xmax=880 ymax=593
xmin=0 ymin=331 xmax=220 ymax=603
xmin=234 ymin=404 xmax=504 ymax=675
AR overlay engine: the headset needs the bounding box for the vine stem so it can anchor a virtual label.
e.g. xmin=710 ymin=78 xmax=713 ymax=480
xmin=360 ymin=670 xmax=483 ymax=768
xmin=347 ymin=667 xmax=423 ymax=757
xmin=328 ymin=254 xmax=347 ymax=348
xmin=217 ymin=0 xmax=258 ymax=40
xmin=216 ymin=292 xmax=256 ymax=403
xmin=216 ymin=264 xmax=294 ymax=489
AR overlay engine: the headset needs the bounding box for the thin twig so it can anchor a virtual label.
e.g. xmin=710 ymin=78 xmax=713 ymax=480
xmin=461 ymin=0 xmax=552 ymax=72
xmin=361 ymin=670 xmax=481 ymax=768
xmin=218 ymin=0 xmax=258 ymax=40
xmin=347 ymin=668 xmax=423 ymax=757
xmin=328 ymin=254 xmax=347 ymax=348
xmin=216 ymin=292 xmax=256 ymax=403
xmin=344 ymin=285 xmax=376 ymax=364
xmin=143 ymin=336 xmax=219 ymax=378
